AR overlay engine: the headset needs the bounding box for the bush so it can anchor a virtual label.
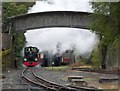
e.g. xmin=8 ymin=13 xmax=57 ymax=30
xmin=91 ymin=48 xmax=100 ymax=68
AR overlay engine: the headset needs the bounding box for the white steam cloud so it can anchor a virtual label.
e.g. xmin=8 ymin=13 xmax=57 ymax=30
xmin=28 ymin=0 xmax=92 ymax=13
xmin=24 ymin=0 xmax=98 ymax=56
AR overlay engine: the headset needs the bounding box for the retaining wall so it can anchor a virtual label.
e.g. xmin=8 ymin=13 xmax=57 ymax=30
xmin=0 ymin=33 xmax=14 ymax=70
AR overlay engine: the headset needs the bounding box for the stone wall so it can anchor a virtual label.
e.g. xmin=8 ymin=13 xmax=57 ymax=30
xmin=1 ymin=33 xmax=12 ymax=50
xmin=0 ymin=33 xmax=13 ymax=70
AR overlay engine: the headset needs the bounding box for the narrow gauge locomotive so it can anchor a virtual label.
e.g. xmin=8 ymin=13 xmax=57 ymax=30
xmin=53 ymin=50 xmax=75 ymax=66
xmin=23 ymin=46 xmax=39 ymax=67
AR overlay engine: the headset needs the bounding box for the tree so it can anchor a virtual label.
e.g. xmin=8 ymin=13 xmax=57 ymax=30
xmin=90 ymin=2 xmax=120 ymax=69
xmin=2 ymin=2 xmax=35 ymax=30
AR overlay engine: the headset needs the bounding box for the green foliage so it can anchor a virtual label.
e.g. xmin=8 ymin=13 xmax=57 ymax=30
xmin=110 ymin=35 xmax=120 ymax=55
xmin=76 ymin=57 xmax=91 ymax=65
xmin=3 ymin=3 xmax=24 ymax=25
xmin=91 ymin=2 xmax=110 ymax=14
xmin=2 ymin=2 xmax=35 ymax=26
xmin=106 ymin=35 xmax=120 ymax=69
xmin=90 ymin=2 xmax=120 ymax=46
xmin=91 ymin=48 xmax=100 ymax=68
xmin=90 ymin=2 xmax=120 ymax=69
xmin=76 ymin=58 xmax=86 ymax=65
xmin=113 ymin=35 xmax=120 ymax=49
xmin=45 ymin=66 xmax=69 ymax=71
xmin=13 ymin=33 xmax=25 ymax=57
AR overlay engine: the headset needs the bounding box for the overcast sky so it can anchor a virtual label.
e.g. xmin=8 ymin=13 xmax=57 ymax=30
xmin=24 ymin=0 xmax=99 ymax=56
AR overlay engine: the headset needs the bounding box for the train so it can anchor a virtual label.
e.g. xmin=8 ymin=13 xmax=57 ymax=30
xmin=23 ymin=46 xmax=75 ymax=67
xmin=61 ymin=50 xmax=75 ymax=64
xmin=38 ymin=51 xmax=52 ymax=67
xmin=53 ymin=50 xmax=75 ymax=66
xmin=38 ymin=50 xmax=75 ymax=67
xmin=23 ymin=46 xmax=39 ymax=67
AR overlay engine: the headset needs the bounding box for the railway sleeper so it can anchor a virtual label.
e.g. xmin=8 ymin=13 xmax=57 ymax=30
xmin=99 ymin=77 xmax=118 ymax=83
xmin=71 ymin=80 xmax=88 ymax=86
xmin=68 ymin=76 xmax=83 ymax=82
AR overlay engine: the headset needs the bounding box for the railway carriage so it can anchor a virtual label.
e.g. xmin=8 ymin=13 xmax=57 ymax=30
xmin=53 ymin=50 xmax=75 ymax=66
xmin=61 ymin=50 xmax=75 ymax=64
xmin=39 ymin=51 xmax=52 ymax=67
xmin=23 ymin=46 xmax=39 ymax=67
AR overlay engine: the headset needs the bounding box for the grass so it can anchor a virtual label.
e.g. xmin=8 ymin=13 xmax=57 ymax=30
xmin=45 ymin=65 xmax=69 ymax=71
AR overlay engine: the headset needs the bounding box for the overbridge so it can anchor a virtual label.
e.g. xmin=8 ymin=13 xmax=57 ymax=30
xmin=9 ymin=11 xmax=92 ymax=32
xmin=3 ymin=11 xmax=93 ymax=69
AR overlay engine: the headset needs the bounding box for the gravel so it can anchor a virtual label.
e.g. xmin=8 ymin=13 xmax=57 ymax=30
xmin=2 ymin=66 xmax=119 ymax=90
xmin=34 ymin=66 xmax=119 ymax=89
xmin=2 ymin=68 xmax=29 ymax=89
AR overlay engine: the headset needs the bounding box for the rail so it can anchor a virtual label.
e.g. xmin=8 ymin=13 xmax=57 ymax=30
xmin=21 ymin=67 xmax=77 ymax=91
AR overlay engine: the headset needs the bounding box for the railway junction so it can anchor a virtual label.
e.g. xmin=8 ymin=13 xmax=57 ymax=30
xmin=2 ymin=65 xmax=119 ymax=91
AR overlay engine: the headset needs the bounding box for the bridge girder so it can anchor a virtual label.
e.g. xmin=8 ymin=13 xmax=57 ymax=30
xmin=9 ymin=11 xmax=92 ymax=32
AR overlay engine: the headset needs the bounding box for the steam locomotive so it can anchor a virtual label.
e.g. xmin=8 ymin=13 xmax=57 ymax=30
xmin=38 ymin=50 xmax=75 ymax=66
xmin=53 ymin=50 xmax=75 ymax=66
xmin=23 ymin=46 xmax=75 ymax=67
xmin=23 ymin=46 xmax=39 ymax=67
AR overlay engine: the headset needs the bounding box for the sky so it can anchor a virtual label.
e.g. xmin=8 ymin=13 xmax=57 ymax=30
xmin=24 ymin=0 xmax=99 ymax=56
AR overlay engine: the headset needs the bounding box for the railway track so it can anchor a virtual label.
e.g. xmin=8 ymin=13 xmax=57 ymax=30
xmin=71 ymin=67 xmax=119 ymax=75
xmin=21 ymin=67 xmax=77 ymax=91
